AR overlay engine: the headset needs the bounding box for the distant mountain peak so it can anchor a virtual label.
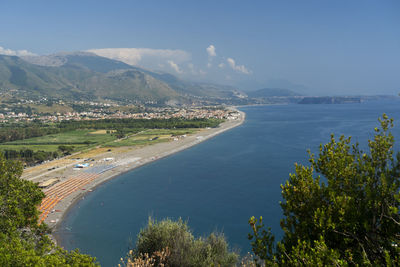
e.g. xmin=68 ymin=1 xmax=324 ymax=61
xmin=54 ymin=51 xmax=97 ymax=57
xmin=20 ymin=54 xmax=66 ymax=67
xmin=20 ymin=51 xmax=130 ymax=70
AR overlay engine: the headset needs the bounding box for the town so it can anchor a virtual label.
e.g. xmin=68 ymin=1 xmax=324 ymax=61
xmin=0 ymin=96 xmax=240 ymax=123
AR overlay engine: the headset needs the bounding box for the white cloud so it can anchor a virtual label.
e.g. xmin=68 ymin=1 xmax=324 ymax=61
xmin=88 ymin=48 xmax=191 ymax=66
xmin=88 ymin=46 xmax=252 ymax=79
xmin=206 ymin=45 xmax=217 ymax=68
xmin=0 ymin=46 xmax=36 ymax=56
xmin=227 ymin=57 xmax=251 ymax=74
xmin=167 ymin=60 xmax=183 ymax=74
xmin=206 ymin=45 xmax=216 ymax=57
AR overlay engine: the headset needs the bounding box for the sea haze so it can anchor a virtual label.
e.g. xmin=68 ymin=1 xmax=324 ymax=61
xmin=57 ymin=100 xmax=400 ymax=266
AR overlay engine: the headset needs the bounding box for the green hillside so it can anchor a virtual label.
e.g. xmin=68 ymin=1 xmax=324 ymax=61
xmin=0 ymin=54 xmax=180 ymax=103
xmin=0 ymin=53 xmax=245 ymax=105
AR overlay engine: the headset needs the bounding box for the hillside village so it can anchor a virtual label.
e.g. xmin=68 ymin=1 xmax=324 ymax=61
xmin=0 ymin=95 xmax=239 ymax=123
xmin=0 ymin=106 xmax=238 ymax=123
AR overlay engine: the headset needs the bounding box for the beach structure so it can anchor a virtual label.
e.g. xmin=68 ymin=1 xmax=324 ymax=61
xmin=74 ymin=163 xmax=90 ymax=168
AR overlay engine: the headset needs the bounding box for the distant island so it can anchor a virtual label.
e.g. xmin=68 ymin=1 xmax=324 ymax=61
xmin=298 ymin=96 xmax=362 ymax=104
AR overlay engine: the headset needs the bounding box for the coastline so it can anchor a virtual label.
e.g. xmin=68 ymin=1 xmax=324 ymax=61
xmin=23 ymin=109 xmax=245 ymax=246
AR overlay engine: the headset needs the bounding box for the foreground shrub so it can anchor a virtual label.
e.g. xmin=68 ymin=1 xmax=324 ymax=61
xmin=131 ymin=218 xmax=238 ymax=267
xmin=119 ymin=248 xmax=169 ymax=267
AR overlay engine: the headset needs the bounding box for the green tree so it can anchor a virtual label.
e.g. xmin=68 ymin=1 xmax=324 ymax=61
xmin=33 ymin=150 xmax=48 ymax=162
xmin=58 ymin=145 xmax=74 ymax=155
xmin=132 ymin=217 xmax=238 ymax=267
xmin=249 ymin=114 xmax=400 ymax=266
xmin=0 ymin=153 xmax=44 ymax=232
xmin=0 ymin=153 xmax=98 ymax=266
xmin=0 ymin=231 xmax=97 ymax=267
xmin=115 ymin=129 xmax=126 ymax=139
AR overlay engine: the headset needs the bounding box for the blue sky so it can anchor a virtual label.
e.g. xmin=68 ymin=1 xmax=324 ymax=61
xmin=1 ymin=0 xmax=399 ymax=95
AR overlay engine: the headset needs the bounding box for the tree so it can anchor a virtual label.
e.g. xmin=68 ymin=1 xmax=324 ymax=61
xmin=0 ymin=153 xmax=44 ymax=232
xmin=0 ymin=232 xmax=97 ymax=267
xmin=132 ymin=218 xmax=238 ymax=267
xmin=58 ymin=145 xmax=74 ymax=155
xmin=249 ymin=114 xmax=400 ymax=266
xmin=115 ymin=129 xmax=126 ymax=139
xmin=0 ymin=153 xmax=98 ymax=266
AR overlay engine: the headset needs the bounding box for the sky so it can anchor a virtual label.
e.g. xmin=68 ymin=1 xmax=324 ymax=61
xmin=0 ymin=0 xmax=399 ymax=95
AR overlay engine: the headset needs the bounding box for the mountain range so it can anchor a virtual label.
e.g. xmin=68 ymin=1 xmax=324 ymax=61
xmin=0 ymin=52 xmax=248 ymax=105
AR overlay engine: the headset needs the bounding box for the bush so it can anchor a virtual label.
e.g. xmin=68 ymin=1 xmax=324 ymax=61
xmin=58 ymin=145 xmax=74 ymax=155
xmin=132 ymin=218 xmax=238 ymax=267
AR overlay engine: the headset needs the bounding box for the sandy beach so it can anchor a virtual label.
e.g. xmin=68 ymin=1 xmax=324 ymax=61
xmin=22 ymin=109 xmax=245 ymax=235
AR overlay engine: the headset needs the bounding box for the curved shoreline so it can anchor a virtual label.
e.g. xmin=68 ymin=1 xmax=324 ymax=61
xmin=31 ymin=109 xmax=245 ymax=246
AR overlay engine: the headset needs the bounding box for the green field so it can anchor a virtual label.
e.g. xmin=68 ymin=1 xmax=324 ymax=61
xmin=102 ymin=129 xmax=199 ymax=147
xmin=0 ymin=144 xmax=75 ymax=152
xmin=0 ymin=130 xmax=116 ymax=152
xmin=0 ymin=128 xmax=199 ymax=152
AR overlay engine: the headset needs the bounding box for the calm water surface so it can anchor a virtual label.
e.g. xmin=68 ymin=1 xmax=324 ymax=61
xmin=57 ymin=100 xmax=400 ymax=266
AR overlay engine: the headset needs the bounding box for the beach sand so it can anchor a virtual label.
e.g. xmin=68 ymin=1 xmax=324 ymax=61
xmin=22 ymin=110 xmax=245 ymax=237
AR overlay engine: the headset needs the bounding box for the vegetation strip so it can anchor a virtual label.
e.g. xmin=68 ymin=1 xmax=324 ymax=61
xmin=0 ymin=118 xmax=223 ymax=165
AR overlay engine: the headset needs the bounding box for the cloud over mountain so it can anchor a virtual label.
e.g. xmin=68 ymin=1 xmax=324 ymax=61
xmin=0 ymin=46 xmax=36 ymax=56
xmin=227 ymin=57 xmax=251 ymax=74
xmin=87 ymin=46 xmax=252 ymax=85
xmin=167 ymin=60 xmax=183 ymax=74
xmin=88 ymin=48 xmax=191 ymax=67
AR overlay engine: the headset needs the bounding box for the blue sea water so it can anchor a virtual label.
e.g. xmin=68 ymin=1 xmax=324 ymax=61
xmin=57 ymin=100 xmax=400 ymax=266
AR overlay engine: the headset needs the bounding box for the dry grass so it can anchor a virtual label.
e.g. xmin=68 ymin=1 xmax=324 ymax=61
xmin=78 ymin=147 xmax=114 ymax=158
xmin=113 ymin=147 xmax=134 ymax=153
xmin=22 ymin=158 xmax=75 ymax=175
xmin=239 ymin=253 xmax=257 ymax=267
xmin=89 ymin=130 xmax=116 ymax=135
xmin=22 ymin=145 xmax=130 ymax=179
xmin=119 ymin=248 xmax=170 ymax=267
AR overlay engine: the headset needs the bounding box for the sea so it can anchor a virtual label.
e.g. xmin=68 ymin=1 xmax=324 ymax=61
xmin=56 ymin=99 xmax=400 ymax=266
